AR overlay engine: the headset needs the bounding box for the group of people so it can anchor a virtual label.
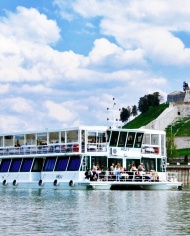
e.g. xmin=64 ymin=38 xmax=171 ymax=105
xmin=85 ymin=162 xmax=125 ymax=182
xmin=84 ymin=162 xmax=158 ymax=182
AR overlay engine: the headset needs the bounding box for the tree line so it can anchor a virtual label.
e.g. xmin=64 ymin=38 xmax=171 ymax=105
xmin=120 ymin=92 xmax=161 ymax=123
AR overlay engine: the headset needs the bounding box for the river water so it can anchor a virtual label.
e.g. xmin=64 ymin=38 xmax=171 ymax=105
xmin=1 ymin=185 xmax=190 ymax=236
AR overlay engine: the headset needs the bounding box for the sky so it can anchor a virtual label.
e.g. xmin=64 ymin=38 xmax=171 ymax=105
xmin=0 ymin=0 xmax=190 ymax=133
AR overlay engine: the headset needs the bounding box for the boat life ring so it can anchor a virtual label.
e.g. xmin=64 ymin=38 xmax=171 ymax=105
xmin=53 ymin=179 xmax=58 ymax=186
xmin=2 ymin=179 xmax=7 ymax=186
xmin=12 ymin=179 xmax=17 ymax=186
xmin=38 ymin=179 xmax=43 ymax=186
xmin=69 ymin=180 xmax=74 ymax=187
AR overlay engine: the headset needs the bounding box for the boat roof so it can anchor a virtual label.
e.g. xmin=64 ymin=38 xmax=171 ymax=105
xmin=0 ymin=125 xmax=165 ymax=136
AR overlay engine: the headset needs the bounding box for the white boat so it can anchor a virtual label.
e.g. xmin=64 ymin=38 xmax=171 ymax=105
xmin=0 ymin=126 xmax=182 ymax=190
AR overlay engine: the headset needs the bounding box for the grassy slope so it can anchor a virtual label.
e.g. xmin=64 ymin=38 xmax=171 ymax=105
xmin=123 ymin=103 xmax=169 ymax=129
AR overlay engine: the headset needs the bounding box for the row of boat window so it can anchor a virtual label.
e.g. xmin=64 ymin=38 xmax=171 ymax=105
xmin=108 ymin=131 xmax=160 ymax=147
xmin=0 ymin=130 xmax=106 ymax=148
xmin=0 ymin=156 xmax=81 ymax=172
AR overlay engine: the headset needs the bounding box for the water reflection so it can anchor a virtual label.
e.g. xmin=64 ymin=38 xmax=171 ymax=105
xmin=0 ymin=186 xmax=190 ymax=235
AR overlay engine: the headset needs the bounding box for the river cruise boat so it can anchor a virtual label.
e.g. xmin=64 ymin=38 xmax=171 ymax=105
xmin=0 ymin=126 xmax=182 ymax=190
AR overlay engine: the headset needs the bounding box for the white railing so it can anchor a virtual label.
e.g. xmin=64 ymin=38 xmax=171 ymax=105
xmin=0 ymin=142 xmax=108 ymax=156
xmin=85 ymin=170 xmax=161 ymax=182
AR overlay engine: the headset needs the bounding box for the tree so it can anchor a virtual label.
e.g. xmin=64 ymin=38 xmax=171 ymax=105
xmin=138 ymin=92 xmax=160 ymax=113
xmin=138 ymin=96 xmax=149 ymax=113
xmin=131 ymin=105 xmax=138 ymax=116
xmin=120 ymin=107 xmax=131 ymax=123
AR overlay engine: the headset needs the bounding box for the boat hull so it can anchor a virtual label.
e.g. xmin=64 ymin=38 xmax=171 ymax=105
xmin=0 ymin=180 xmax=182 ymax=191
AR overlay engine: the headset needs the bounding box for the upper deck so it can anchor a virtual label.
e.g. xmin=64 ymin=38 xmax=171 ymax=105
xmin=0 ymin=126 xmax=166 ymax=159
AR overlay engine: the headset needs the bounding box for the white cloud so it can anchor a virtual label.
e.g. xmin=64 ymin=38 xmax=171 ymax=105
xmin=1 ymin=7 xmax=60 ymax=44
xmin=44 ymin=100 xmax=76 ymax=122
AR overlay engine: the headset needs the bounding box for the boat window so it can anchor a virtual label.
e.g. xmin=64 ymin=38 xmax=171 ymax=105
xmin=55 ymin=157 xmax=69 ymax=171
xmin=49 ymin=132 xmax=59 ymax=144
xmin=142 ymin=134 xmax=150 ymax=145
xmin=106 ymin=130 xmax=111 ymax=142
xmin=43 ymin=157 xmax=56 ymax=171
xmin=0 ymin=137 xmax=3 ymax=147
xmin=97 ymin=132 xmax=106 ymax=143
xmin=26 ymin=133 xmax=36 ymax=145
xmin=61 ymin=131 xmax=65 ymax=143
xmin=87 ymin=131 xmax=96 ymax=143
xmin=126 ymin=132 xmax=135 ymax=147
xmin=0 ymin=159 xmax=11 ymax=172
xmin=66 ymin=130 xmax=78 ymax=143
xmin=118 ymin=132 xmax=127 ymax=147
xmin=9 ymin=158 xmax=22 ymax=172
xmin=67 ymin=156 xmax=81 ymax=171
xmin=37 ymin=133 xmax=47 ymax=145
xmin=14 ymin=134 xmax=24 ymax=147
xmin=32 ymin=158 xmax=43 ymax=172
xmin=91 ymin=156 xmax=107 ymax=170
xmin=110 ymin=131 xmax=119 ymax=147
xmin=126 ymin=160 xmax=140 ymax=171
xmin=20 ymin=158 xmax=33 ymax=172
xmin=157 ymin=158 xmax=163 ymax=172
xmin=141 ymin=158 xmax=156 ymax=172
xmin=151 ymin=134 xmax=159 ymax=145
xmin=134 ymin=133 xmax=144 ymax=148
xmin=4 ymin=135 xmax=13 ymax=147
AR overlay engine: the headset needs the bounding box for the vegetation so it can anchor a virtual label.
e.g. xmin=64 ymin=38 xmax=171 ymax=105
xmin=138 ymin=92 xmax=160 ymax=113
xmin=123 ymin=103 xmax=169 ymax=129
xmin=165 ymin=118 xmax=190 ymax=137
xmin=165 ymin=118 xmax=190 ymax=158
xmin=120 ymin=92 xmax=160 ymax=123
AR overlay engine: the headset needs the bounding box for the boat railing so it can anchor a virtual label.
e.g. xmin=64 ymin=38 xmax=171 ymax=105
xmin=85 ymin=170 xmax=161 ymax=182
xmin=86 ymin=142 xmax=107 ymax=152
xmin=0 ymin=142 xmax=108 ymax=156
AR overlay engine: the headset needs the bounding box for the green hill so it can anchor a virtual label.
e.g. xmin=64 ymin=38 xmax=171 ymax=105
xmin=123 ymin=103 xmax=169 ymax=129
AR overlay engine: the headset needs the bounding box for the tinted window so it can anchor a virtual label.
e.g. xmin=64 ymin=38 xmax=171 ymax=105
xmin=55 ymin=157 xmax=69 ymax=171
xmin=67 ymin=156 xmax=81 ymax=171
xmin=110 ymin=131 xmax=119 ymax=147
xmin=0 ymin=159 xmax=11 ymax=172
xmin=20 ymin=158 xmax=33 ymax=172
xmin=118 ymin=132 xmax=127 ymax=147
xmin=43 ymin=157 xmax=56 ymax=171
xmin=126 ymin=132 xmax=135 ymax=147
xmin=134 ymin=133 xmax=144 ymax=148
xmin=10 ymin=159 xmax=22 ymax=172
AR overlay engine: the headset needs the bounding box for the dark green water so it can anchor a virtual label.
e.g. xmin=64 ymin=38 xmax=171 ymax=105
xmin=1 ymin=185 xmax=190 ymax=236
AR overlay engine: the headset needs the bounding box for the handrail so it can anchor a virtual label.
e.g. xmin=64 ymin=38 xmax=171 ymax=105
xmin=85 ymin=170 xmax=163 ymax=182
xmin=0 ymin=142 xmax=107 ymax=156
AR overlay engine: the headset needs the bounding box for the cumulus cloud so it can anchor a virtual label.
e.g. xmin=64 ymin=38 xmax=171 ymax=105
xmin=1 ymin=7 xmax=60 ymax=44
xmin=0 ymin=1 xmax=187 ymax=132
xmin=54 ymin=0 xmax=190 ymax=66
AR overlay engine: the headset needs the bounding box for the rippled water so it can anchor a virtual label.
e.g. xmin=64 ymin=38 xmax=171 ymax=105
xmin=1 ymin=185 xmax=190 ymax=236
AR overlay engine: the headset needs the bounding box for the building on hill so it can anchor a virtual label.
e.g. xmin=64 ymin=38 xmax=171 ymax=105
xmin=142 ymin=82 xmax=190 ymax=132
xmin=167 ymin=91 xmax=185 ymax=103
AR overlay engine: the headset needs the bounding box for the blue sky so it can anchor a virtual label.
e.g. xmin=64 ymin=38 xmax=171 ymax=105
xmin=0 ymin=0 xmax=190 ymax=132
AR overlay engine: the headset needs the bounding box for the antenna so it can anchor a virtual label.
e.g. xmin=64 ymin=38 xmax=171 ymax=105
xmin=107 ymin=98 xmax=121 ymax=128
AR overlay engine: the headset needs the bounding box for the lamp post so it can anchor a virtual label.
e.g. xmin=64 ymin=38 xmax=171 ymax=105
xmin=107 ymin=98 xmax=120 ymax=128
